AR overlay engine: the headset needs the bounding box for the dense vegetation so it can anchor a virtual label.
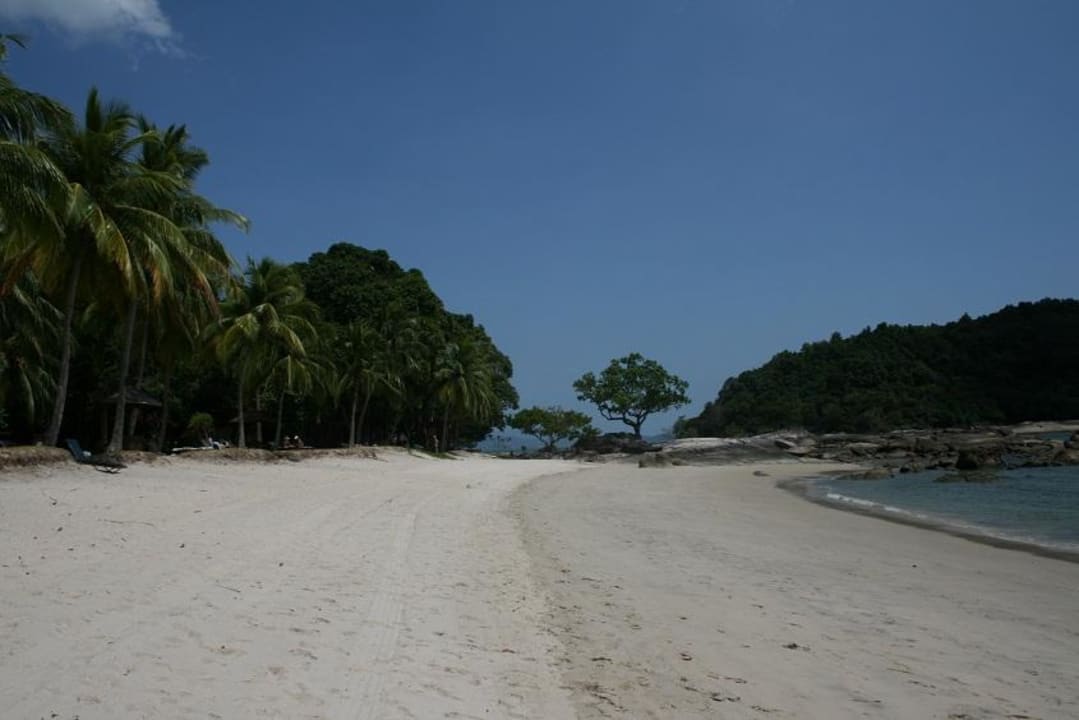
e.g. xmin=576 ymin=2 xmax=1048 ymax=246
xmin=683 ymin=299 xmax=1079 ymax=437
xmin=508 ymin=406 xmax=595 ymax=452
xmin=0 ymin=36 xmax=516 ymax=452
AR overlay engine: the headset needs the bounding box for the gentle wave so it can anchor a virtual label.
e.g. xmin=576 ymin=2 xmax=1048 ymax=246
xmin=811 ymin=469 xmax=1079 ymax=556
xmin=823 ymin=492 xmax=927 ymax=519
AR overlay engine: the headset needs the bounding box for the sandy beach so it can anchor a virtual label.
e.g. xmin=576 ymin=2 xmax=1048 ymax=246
xmin=2 ymin=453 xmax=1077 ymax=719
xmin=517 ymin=462 xmax=1079 ymax=719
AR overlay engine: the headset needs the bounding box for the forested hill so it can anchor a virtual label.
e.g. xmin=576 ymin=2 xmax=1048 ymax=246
xmin=684 ymin=299 xmax=1079 ymax=437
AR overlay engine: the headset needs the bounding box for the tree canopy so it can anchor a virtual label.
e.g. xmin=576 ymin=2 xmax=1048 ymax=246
xmin=508 ymin=406 xmax=594 ymax=451
xmin=573 ymin=353 xmax=689 ymax=437
xmin=684 ymin=299 xmax=1079 ymax=437
xmin=0 ymin=39 xmax=518 ymax=453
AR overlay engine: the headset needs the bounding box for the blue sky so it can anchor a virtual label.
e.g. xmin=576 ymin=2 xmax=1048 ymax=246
xmin=2 ymin=1 xmax=1077 ymax=434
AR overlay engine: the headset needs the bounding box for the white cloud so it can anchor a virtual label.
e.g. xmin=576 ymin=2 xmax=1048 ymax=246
xmin=0 ymin=0 xmax=177 ymax=46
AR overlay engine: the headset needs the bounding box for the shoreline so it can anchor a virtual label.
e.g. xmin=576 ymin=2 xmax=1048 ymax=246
xmin=516 ymin=461 xmax=1079 ymax=718
xmin=3 ymin=455 xmax=1078 ymax=718
xmin=779 ymin=473 xmax=1079 ymax=565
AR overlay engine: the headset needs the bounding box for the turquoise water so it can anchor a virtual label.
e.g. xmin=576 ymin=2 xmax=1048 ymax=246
xmin=808 ymin=466 xmax=1079 ymax=553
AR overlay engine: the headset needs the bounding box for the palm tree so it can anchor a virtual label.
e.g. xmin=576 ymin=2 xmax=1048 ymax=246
xmin=0 ymin=275 xmax=60 ymax=438
xmin=0 ymin=36 xmax=71 ymax=441
xmin=380 ymin=311 xmax=433 ymax=447
xmin=212 ymin=258 xmax=316 ymax=448
xmin=150 ymin=282 xmax=215 ymax=450
xmin=105 ymin=120 xmax=244 ymax=452
xmin=434 ymin=332 xmax=497 ymax=452
xmin=342 ymin=320 xmax=401 ymax=447
xmin=313 ymin=359 xmax=348 ymax=414
xmin=268 ymin=352 xmax=317 ymax=448
xmin=3 ymin=88 xmax=199 ymax=447
xmin=0 ymin=34 xmax=71 ymax=250
xmin=0 ymin=35 xmax=69 ymax=136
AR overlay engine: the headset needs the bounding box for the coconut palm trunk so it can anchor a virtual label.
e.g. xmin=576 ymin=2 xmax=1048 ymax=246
xmin=255 ymin=392 xmax=263 ymax=445
xmin=348 ymin=386 xmax=359 ymax=448
xmin=274 ymin=390 xmax=285 ymax=448
xmin=441 ymin=402 xmax=452 ymax=453
xmin=236 ymin=381 xmax=246 ymax=448
xmin=125 ymin=310 xmax=151 ymax=441
xmin=107 ymin=299 xmax=139 ymax=453
xmin=44 ymin=253 xmax=83 ymax=447
xmin=156 ymin=364 xmax=173 ymax=451
xmin=358 ymin=386 xmax=374 ymax=447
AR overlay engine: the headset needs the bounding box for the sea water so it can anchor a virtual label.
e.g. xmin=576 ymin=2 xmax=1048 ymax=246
xmin=807 ymin=465 xmax=1079 ymax=553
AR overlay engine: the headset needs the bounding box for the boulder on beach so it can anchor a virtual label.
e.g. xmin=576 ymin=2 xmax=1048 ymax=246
xmin=955 ymin=449 xmax=1000 ymax=471
xmin=1052 ymin=447 xmax=1079 ymax=465
xmin=576 ymin=432 xmax=661 ymax=455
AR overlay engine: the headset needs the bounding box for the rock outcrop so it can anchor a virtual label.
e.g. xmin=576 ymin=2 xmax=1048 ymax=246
xmin=739 ymin=423 xmax=1079 ymax=471
xmin=575 ymin=432 xmax=661 ymax=455
xmin=608 ymin=422 xmax=1079 ymax=471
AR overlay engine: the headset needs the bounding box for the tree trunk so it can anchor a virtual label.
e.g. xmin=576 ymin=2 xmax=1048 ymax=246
xmin=357 ymin=386 xmax=374 ymax=447
xmin=156 ymin=364 xmax=173 ymax=452
xmin=236 ymin=380 xmax=246 ymax=448
xmin=98 ymin=404 xmax=108 ymax=451
xmin=126 ymin=407 xmax=141 ymax=445
xmin=125 ymin=309 xmax=151 ymax=441
xmin=348 ymin=386 xmax=359 ymax=448
xmin=106 ymin=298 xmax=139 ymax=453
xmin=45 ymin=253 xmax=83 ymax=447
xmin=255 ymin=392 xmax=263 ymax=445
xmin=274 ymin=390 xmax=285 ymax=449
xmin=441 ymin=403 xmax=451 ymax=453
xmin=390 ymin=411 xmax=403 ymax=447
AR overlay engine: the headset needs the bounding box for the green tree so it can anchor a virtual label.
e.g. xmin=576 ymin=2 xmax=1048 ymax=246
xmin=211 ymin=258 xmax=316 ymax=448
xmin=0 ymin=36 xmax=73 ymax=444
xmin=185 ymin=411 xmax=214 ymax=446
xmin=151 ymin=281 xmax=219 ymax=450
xmin=104 ymin=118 xmax=244 ymax=452
xmin=342 ymin=320 xmax=398 ymax=447
xmin=268 ymin=350 xmax=318 ymax=449
xmin=17 ymin=88 xmax=202 ymax=448
xmin=508 ymin=406 xmax=594 ymax=452
xmin=685 ymin=299 xmax=1079 ymax=436
xmin=291 ymin=243 xmax=517 ymax=449
xmin=434 ymin=332 xmax=496 ymax=452
xmin=295 ymin=243 xmax=442 ymax=325
xmin=573 ymin=353 xmax=690 ymax=438
xmin=671 ymin=415 xmax=696 ymax=439
xmin=0 ymin=275 xmax=60 ymax=438
xmin=0 ymin=34 xmax=71 ymax=250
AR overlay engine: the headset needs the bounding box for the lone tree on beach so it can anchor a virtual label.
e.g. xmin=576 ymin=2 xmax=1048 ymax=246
xmin=573 ymin=353 xmax=689 ymax=438
xmin=509 ymin=406 xmax=594 ymax=452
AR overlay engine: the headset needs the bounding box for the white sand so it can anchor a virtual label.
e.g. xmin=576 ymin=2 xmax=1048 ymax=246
xmin=517 ymin=462 xmax=1079 ymax=719
xmin=2 ymin=454 xmax=1076 ymax=719
xmin=0 ymin=451 xmax=576 ymax=719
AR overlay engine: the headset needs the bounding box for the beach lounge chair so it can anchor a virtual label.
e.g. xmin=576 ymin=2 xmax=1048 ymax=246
xmin=65 ymin=438 xmax=126 ymax=473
